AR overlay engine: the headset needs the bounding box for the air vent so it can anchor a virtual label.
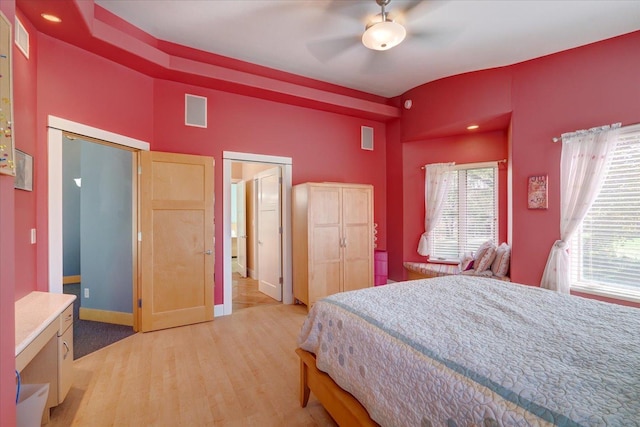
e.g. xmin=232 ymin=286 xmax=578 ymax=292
xmin=15 ymin=17 xmax=29 ymax=59
xmin=361 ymin=126 xmax=374 ymax=151
xmin=185 ymin=94 xmax=207 ymax=128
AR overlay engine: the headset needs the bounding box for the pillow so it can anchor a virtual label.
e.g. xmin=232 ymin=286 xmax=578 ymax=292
xmin=460 ymin=251 xmax=474 ymax=271
xmin=474 ymin=241 xmax=497 ymax=272
xmin=491 ymin=243 xmax=511 ymax=277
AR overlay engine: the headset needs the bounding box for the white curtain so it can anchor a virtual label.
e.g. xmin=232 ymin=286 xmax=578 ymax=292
xmin=540 ymin=123 xmax=621 ymax=293
xmin=418 ymin=162 xmax=455 ymax=256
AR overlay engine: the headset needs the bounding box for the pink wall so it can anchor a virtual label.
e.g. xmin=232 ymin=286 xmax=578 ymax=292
xmin=393 ymin=31 xmax=640 ymax=294
xmin=34 ymin=34 xmax=155 ymax=293
xmin=152 ymin=79 xmax=388 ymax=304
xmin=16 ymin=28 xmax=388 ymax=310
xmin=401 ymin=131 xmax=509 ymax=269
xmin=13 ymin=10 xmax=38 ymax=300
xmin=1 ymin=2 xmax=17 ymax=424
xmin=509 ymin=31 xmax=640 ymax=288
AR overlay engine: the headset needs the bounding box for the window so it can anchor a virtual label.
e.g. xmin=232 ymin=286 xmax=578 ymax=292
xmin=431 ymin=163 xmax=498 ymax=259
xmin=571 ymin=126 xmax=640 ymax=300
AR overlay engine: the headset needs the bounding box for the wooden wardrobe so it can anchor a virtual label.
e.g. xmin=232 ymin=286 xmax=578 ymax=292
xmin=292 ymin=182 xmax=374 ymax=309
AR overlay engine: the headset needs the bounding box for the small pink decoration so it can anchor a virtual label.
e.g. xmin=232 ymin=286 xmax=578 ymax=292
xmin=528 ymin=175 xmax=548 ymax=209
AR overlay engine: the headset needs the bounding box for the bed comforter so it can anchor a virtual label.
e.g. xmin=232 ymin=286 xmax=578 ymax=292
xmin=297 ymin=275 xmax=640 ymax=426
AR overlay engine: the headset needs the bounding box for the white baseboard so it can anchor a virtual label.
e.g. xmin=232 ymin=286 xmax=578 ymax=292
xmin=214 ymin=304 xmax=226 ymax=317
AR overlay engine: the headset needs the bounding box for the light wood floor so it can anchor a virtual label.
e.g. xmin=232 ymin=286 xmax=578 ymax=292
xmin=48 ymin=304 xmax=336 ymax=426
xmin=233 ymin=272 xmax=280 ymax=312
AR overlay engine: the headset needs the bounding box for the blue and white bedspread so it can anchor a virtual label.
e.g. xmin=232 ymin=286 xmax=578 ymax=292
xmin=298 ymin=275 xmax=640 ymax=426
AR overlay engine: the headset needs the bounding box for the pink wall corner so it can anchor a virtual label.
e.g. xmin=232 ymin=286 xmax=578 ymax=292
xmin=385 ymin=117 xmax=404 ymax=280
xmin=0 ymin=178 xmax=16 ymax=427
xmin=1 ymin=0 xmax=17 ymax=423
xmin=151 ymin=79 xmax=388 ymax=305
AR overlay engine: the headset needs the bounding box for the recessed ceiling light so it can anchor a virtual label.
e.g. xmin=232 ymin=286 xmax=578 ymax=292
xmin=467 ymin=125 xmax=479 ymax=130
xmin=41 ymin=13 xmax=62 ymax=23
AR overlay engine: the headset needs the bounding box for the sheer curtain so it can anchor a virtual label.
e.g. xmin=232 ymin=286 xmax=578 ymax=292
xmin=540 ymin=123 xmax=621 ymax=293
xmin=418 ymin=162 xmax=455 ymax=256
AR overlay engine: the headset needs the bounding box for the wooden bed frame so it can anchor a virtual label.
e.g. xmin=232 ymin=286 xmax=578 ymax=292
xmin=296 ymin=348 xmax=380 ymax=427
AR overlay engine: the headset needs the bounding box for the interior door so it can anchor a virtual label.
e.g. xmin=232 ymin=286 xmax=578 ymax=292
xmin=256 ymin=167 xmax=282 ymax=301
xmin=139 ymin=151 xmax=214 ymax=332
xmin=236 ymin=180 xmax=248 ymax=277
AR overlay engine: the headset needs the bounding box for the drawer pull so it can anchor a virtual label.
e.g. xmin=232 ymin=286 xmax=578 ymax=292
xmin=63 ymin=341 xmax=70 ymax=359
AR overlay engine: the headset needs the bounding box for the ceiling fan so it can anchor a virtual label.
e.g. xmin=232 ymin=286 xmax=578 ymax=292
xmin=362 ymin=0 xmax=407 ymax=51
xmin=306 ymin=0 xmax=435 ymax=65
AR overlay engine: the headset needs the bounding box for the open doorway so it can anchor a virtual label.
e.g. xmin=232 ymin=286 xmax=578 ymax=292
xmin=49 ymin=118 xmax=147 ymax=357
xmin=230 ymin=162 xmax=282 ymax=311
xmin=222 ymin=152 xmax=293 ymax=316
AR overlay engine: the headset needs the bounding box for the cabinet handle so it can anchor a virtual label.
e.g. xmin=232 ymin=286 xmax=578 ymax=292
xmin=63 ymin=341 xmax=70 ymax=359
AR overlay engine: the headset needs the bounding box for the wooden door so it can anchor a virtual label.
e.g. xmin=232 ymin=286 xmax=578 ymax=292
xmin=308 ymin=185 xmax=342 ymax=305
xmin=342 ymin=186 xmax=373 ymax=292
xmin=139 ymin=151 xmax=214 ymax=332
xmin=256 ymin=167 xmax=282 ymax=301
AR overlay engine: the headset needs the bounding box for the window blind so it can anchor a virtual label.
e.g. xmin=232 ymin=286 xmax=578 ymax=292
xmin=571 ymin=129 xmax=640 ymax=292
xmin=431 ymin=166 xmax=497 ymax=259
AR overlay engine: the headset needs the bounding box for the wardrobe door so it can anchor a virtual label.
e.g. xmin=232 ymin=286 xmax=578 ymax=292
xmin=341 ymin=186 xmax=374 ymax=292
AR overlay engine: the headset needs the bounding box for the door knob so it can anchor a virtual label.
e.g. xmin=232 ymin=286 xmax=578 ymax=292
xmin=204 ymin=250 xmax=213 ymax=255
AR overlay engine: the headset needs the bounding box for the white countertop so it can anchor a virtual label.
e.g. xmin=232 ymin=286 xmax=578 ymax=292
xmin=15 ymin=291 xmax=76 ymax=357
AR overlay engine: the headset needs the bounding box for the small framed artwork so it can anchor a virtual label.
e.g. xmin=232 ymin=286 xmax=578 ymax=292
xmin=14 ymin=149 xmax=33 ymax=191
xmin=528 ymin=175 xmax=548 ymax=209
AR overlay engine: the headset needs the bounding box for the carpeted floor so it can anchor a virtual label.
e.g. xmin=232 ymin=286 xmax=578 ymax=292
xmin=64 ymin=284 xmax=136 ymax=359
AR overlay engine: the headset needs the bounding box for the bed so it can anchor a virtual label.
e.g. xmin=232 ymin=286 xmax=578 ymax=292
xmin=296 ymin=275 xmax=640 ymax=426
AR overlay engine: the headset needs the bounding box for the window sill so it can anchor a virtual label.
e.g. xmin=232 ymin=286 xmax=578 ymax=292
xmin=571 ymin=283 xmax=640 ymax=304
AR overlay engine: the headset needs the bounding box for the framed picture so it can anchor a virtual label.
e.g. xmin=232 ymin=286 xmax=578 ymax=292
xmin=528 ymin=175 xmax=548 ymax=209
xmin=14 ymin=149 xmax=33 ymax=191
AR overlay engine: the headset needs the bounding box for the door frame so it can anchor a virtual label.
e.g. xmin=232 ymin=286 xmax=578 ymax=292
xmin=222 ymin=151 xmax=293 ymax=316
xmin=47 ymin=116 xmax=149 ymax=328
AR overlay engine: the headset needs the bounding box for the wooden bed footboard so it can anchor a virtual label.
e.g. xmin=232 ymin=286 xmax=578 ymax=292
xmin=295 ymin=348 xmax=379 ymax=427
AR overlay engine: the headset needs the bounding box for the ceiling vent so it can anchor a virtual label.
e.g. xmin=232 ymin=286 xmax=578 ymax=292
xmin=361 ymin=126 xmax=374 ymax=151
xmin=15 ymin=17 xmax=29 ymax=59
xmin=185 ymin=94 xmax=207 ymax=128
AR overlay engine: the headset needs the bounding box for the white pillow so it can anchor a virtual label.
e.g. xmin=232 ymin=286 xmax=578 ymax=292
xmin=474 ymin=241 xmax=497 ymax=272
xmin=491 ymin=243 xmax=511 ymax=277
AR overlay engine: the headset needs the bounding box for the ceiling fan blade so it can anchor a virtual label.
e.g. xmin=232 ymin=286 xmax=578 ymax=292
xmin=361 ymin=48 xmax=401 ymax=75
xmin=307 ymin=35 xmax=362 ymax=63
xmin=389 ymin=0 xmax=450 ymax=24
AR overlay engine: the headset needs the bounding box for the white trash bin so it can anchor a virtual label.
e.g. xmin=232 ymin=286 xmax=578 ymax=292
xmin=16 ymin=383 xmax=49 ymax=427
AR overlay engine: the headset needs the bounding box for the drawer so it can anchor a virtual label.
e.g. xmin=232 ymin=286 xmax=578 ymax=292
xmin=58 ymin=304 xmax=74 ymax=336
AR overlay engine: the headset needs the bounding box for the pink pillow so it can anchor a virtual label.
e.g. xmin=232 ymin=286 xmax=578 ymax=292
xmin=474 ymin=241 xmax=497 ymax=272
xmin=460 ymin=251 xmax=474 ymax=271
xmin=491 ymin=243 xmax=511 ymax=277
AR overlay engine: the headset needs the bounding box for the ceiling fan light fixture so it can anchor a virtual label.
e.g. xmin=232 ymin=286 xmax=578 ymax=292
xmin=362 ymin=20 xmax=406 ymax=51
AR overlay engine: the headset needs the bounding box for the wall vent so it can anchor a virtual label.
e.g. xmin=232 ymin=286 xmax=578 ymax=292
xmin=185 ymin=94 xmax=207 ymax=128
xmin=361 ymin=126 xmax=374 ymax=151
xmin=15 ymin=17 xmax=29 ymax=59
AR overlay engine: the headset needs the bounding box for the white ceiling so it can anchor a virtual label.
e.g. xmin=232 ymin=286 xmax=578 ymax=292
xmin=95 ymin=0 xmax=640 ymax=98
